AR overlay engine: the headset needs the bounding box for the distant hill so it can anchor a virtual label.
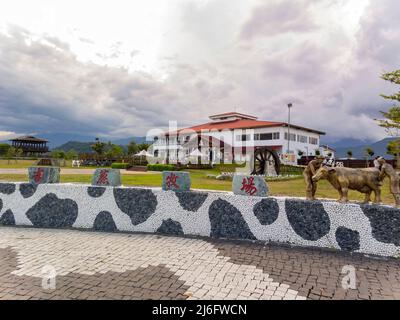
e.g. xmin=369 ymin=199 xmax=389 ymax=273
xmin=335 ymin=137 xmax=398 ymax=159
xmin=320 ymin=137 xmax=375 ymax=149
xmin=53 ymin=137 xmax=148 ymax=153
xmin=52 ymin=141 xmax=94 ymax=153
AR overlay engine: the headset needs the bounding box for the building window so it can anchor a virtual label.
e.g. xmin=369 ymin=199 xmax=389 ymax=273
xmin=284 ymin=133 xmax=296 ymax=141
xmin=297 ymin=135 xmax=308 ymax=143
xmin=236 ymin=134 xmax=251 ymax=141
xmin=254 ymin=132 xmax=280 ymax=141
xmin=309 ymin=137 xmax=318 ymax=145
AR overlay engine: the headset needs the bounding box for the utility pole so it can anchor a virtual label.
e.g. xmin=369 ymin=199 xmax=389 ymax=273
xmin=287 ymin=103 xmax=293 ymax=155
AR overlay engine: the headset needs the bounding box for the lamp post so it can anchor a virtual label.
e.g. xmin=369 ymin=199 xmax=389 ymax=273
xmin=287 ymin=103 xmax=293 ymax=155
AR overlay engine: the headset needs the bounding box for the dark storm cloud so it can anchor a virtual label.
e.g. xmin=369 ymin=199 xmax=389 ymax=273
xmin=0 ymin=25 xmax=184 ymax=137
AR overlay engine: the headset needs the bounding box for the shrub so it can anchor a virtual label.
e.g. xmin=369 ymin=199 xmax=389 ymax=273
xmin=147 ymin=164 xmax=177 ymax=171
xmin=280 ymin=164 xmax=304 ymax=176
xmin=111 ymin=163 xmax=131 ymax=169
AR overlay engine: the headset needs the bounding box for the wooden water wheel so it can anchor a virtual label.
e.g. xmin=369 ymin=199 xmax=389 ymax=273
xmin=251 ymin=147 xmax=280 ymax=176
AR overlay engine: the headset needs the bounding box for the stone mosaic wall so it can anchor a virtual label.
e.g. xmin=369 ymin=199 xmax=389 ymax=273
xmin=1 ymin=182 xmax=400 ymax=257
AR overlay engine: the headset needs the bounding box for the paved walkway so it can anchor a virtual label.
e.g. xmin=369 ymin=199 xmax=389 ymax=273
xmin=0 ymin=227 xmax=399 ymax=300
xmin=0 ymin=168 xmax=158 ymax=175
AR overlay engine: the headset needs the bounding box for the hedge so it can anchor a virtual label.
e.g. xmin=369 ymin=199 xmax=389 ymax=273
xmin=111 ymin=163 xmax=131 ymax=169
xmin=147 ymin=164 xmax=177 ymax=172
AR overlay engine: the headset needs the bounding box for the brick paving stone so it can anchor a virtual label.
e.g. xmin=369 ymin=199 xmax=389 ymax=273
xmin=0 ymin=227 xmax=399 ymax=300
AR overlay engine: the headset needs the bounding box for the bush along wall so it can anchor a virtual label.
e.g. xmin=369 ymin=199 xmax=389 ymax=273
xmin=1 ymin=182 xmax=400 ymax=258
xmin=111 ymin=163 xmax=131 ymax=169
xmin=147 ymin=164 xmax=177 ymax=171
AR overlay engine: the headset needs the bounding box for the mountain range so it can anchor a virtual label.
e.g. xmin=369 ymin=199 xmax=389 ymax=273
xmin=1 ymin=132 xmax=397 ymax=159
xmin=325 ymin=137 xmax=398 ymax=159
xmin=53 ymin=137 xmax=148 ymax=153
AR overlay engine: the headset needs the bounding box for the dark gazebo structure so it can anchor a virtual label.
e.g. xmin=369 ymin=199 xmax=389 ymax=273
xmin=10 ymin=136 xmax=49 ymax=155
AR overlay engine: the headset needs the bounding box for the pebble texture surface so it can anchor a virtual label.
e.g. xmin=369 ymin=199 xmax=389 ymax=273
xmin=1 ymin=182 xmax=400 ymax=257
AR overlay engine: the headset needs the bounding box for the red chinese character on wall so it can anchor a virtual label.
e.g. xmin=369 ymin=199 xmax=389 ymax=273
xmin=166 ymin=173 xmax=179 ymax=189
xmin=34 ymin=168 xmax=45 ymax=183
xmin=241 ymin=177 xmax=257 ymax=196
xmin=97 ymin=170 xmax=110 ymax=185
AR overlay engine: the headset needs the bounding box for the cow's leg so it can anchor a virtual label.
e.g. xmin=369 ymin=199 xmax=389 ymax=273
xmin=304 ymin=173 xmax=314 ymax=201
xmin=340 ymin=186 xmax=349 ymax=203
xmin=336 ymin=188 xmax=343 ymax=202
xmin=374 ymin=187 xmax=382 ymax=204
xmin=363 ymin=190 xmax=372 ymax=204
xmin=311 ymin=181 xmax=318 ymax=200
xmin=394 ymin=194 xmax=400 ymax=208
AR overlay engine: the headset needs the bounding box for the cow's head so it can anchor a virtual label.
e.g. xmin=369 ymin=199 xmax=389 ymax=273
xmin=312 ymin=166 xmax=336 ymax=182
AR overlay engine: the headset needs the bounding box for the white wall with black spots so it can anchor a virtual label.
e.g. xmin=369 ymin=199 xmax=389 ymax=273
xmin=1 ymin=182 xmax=400 ymax=258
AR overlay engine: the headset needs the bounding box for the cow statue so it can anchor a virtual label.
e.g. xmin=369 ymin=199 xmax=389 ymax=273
xmin=72 ymin=160 xmax=81 ymax=168
xmin=311 ymin=166 xmax=382 ymax=204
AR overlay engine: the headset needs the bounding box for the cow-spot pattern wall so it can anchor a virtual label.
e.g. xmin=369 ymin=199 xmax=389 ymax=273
xmin=0 ymin=182 xmax=400 ymax=258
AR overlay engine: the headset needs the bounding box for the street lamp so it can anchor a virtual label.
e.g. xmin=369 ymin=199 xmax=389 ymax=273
xmin=287 ymin=103 xmax=293 ymax=155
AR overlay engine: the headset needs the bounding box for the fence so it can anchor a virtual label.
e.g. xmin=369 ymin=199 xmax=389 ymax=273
xmin=298 ymin=156 xmax=397 ymax=168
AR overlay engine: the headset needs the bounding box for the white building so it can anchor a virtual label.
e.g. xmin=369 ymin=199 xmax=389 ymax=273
xmin=319 ymin=145 xmax=336 ymax=158
xmin=151 ymin=112 xmax=325 ymax=165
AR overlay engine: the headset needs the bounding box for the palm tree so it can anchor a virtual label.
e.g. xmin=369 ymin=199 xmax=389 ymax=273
xmin=347 ymin=150 xmax=353 ymax=159
xmin=365 ymin=148 xmax=375 ymax=167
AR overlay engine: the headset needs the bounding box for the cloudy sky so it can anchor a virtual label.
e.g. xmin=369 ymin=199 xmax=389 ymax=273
xmin=0 ymin=0 xmax=399 ymax=143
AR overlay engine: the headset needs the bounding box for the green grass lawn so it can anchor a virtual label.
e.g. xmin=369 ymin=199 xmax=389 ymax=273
xmin=0 ymin=159 xmax=110 ymax=169
xmin=0 ymin=159 xmax=38 ymax=168
xmin=0 ymin=170 xmax=396 ymax=206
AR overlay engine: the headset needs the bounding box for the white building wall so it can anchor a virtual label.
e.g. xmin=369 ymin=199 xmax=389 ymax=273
xmin=152 ymin=125 xmax=322 ymax=165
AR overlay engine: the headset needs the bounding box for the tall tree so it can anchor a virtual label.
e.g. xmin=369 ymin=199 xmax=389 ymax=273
xmin=66 ymin=149 xmax=78 ymax=160
xmin=105 ymin=144 xmax=124 ymax=159
xmin=127 ymin=140 xmax=139 ymax=155
xmin=0 ymin=143 xmax=10 ymax=156
xmin=91 ymin=137 xmax=106 ymax=156
xmin=138 ymin=143 xmax=150 ymax=151
xmin=365 ymin=147 xmax=375 ymax=167
xmin=5 ymin=147 xmax=16 ymax=164
xmin=377 ymin=69 xmax=400 ymax=167
xmin=347 ymin=150 xmax=353 ymax=159
xmin=387 ymin=140 xmax=400 ymax=168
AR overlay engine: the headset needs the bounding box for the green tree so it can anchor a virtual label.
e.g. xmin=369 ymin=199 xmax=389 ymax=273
xmin=387 ymin=140 xmax=400 ymax=168
xmin=105 ymin=144 xmax=124 ymax=159
xmin=315 ymin=149 xmax=321 ymax=156
xmin=347 ymin=150 xmax=353 ymax=159
xmin=91 ymin=137 xmax=106 ymax=156
xmin=15 ymin=148 xmax=23 ymax=162
xmin=138 ymin=143 xmax=150 ymax=151
xmin=51 ymin=149 xmax=66 ymax=159
xmin=5 ymin=147 xmax=16 ymax=164
xmin=127 ymin=140 xmax=139 ymax=155
xmin=377 ymin=70 xmax=400 ymax=168
xmin=0 ymin=143 xmax=11 ymax=156
xmin=297 ymin=150 xmax=304 ymax=157
xmin=66 ymin=149 xmax=78 ymax=160
xmin=365 ymin=147 xmax=375 ymax=167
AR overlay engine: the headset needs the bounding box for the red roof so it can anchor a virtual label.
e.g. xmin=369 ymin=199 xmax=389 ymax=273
xmin=209 ymin=112 xmax=258 ymax=120
xmin=169 ymin=119 xmax=325 ymax=135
